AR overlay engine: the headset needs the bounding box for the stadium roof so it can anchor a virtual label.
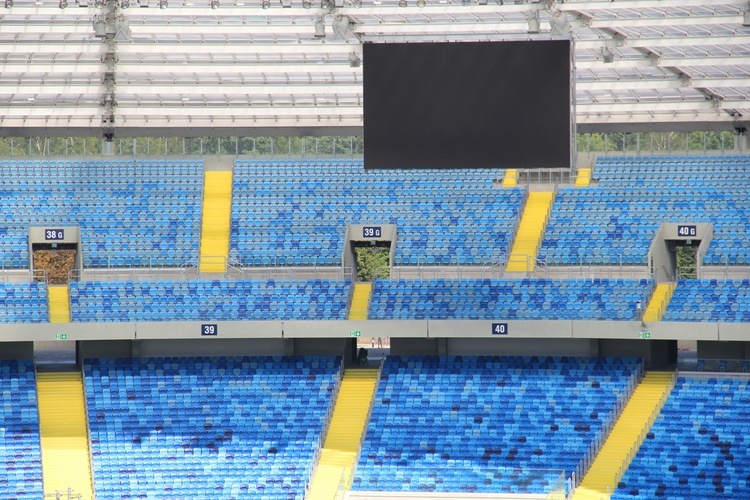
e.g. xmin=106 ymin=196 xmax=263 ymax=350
xmin=1 ymin=0 xmax=749 ymax=137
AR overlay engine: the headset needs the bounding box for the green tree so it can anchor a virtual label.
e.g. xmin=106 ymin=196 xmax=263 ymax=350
xmin=354 ymin=245 xmax=390 ymax=282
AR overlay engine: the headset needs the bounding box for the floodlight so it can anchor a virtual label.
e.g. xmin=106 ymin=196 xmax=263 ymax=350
xmin=59 ymin=0 xmax=68 ymax=7
xmin=398 ymin=0 xmax=406 ymax=6
xmin=349 ymin=52 xmax=360 ymax=68
xmin=302 ymin=0 xmax=311 ymax=7
xmin=416 ymin=0 xmax=425 ymax=6
xmin=158 ymin=0 xmax=167 ymax=7
xmin=314 ymin=14 xmax=325 ymax=37
xmin=94 ymin=0 xmax=104 ymax=6
xmin=261 ymin=0 xmax=270 ymax=7
xmin=3 ymin=0 xmax=12 ymax=7
xmin=280 ymin=0 xmax=291 ymax=7
xmin=332 ymin=15 xmax=350 ymax=39
xmin=601 ymin=47 xmax=614 ymax=64
xmin=320 ymin=0 xmax=330 ymax=8
xmin=210 ymin=0 xmax=219 ymax=8
xmin=477 ymin=0 xmax=487 ymax=5
xmin=351 ymin=0 xmax=361 ymax=7
xmin=120 ymin=0 xmax=130 ymax=7
xmin=461 ymin=0 xmax=470 ymax=5
xmin=527 ymin=10 xmax=539 ymax=33
xmin=549 ymin=10 xmax=570 ymax=37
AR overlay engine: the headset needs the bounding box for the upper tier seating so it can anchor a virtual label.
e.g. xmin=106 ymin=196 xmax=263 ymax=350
xmin=0 ymin=360 xmax=43 ymax=500
xmin=85 ymin=356 xmax=341 ymax=500
xmin=354 ymin=356 xmax=641 ymax=495
xmin=0 ymin=160 xmax=202 ymax=268
xmin=0 ymin=282 xmax=48 ymax=323
xmin=613 ymin=376 xmax=750 ymax=499
xmin=231 ymin=159 xmax=523 ymax=266
xmin=368 ymin=278 xmax=648 ymax=320
xmin=70 ymin=278 xmax=351 ymax=322
xmin=662 ymin=279 xmax=750 ymax=323
xmin=541 ymin=155 xmax=750 ymax=266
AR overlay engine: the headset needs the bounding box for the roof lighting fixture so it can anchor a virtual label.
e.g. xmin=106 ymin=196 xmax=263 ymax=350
xmin=549 ymin=10 xmax=571 ymax=37
xmin=59 ymin=0 xmax=68 ymax=6
xmin=314 ymin=14 xmax=325 ymax=37
xmin=332 ymin=14 xmax=350 ymax=39
xmin=349 ymin=52 xmax=360 ymax=68
xmin=320 ymin=0 xmax=330 ymax=8
xmin=351 ymin=0 xmax=361 ymax=6
xmin=303 ymin=0 xmax=311 ymax=7
xmin=120 ymin=0 xmax=130 ymax=7
xmin=461 ymin=0 xmax=470 ymax=5
xmin=3 ymin=0 xmax=12 ymax=7
xmin=416 ymin=0 xmax=425 ymax=6
xmin=210 ymin=0 xmax=219 ymax=8
xmin=280 ymin=0 xmax=292 ymax=7
xmin=159 ymin=0 xmax=167 ymax=7
xmin=398 ymin=0 xmax=406 ymax=6
xmin=261 ymin=0 xmax=270 ymax=7
xmin=527 ymin=10 xmax=539 ymax=33
xmin=602 ymin=47 xmax=614 ymax=64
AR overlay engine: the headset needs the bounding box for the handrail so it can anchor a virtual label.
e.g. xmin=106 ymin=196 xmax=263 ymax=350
xmin=79 ymin=363 xmax=98 ymax=500
xmin=349 ymin=356 xmax=385 ymax=491
xmin=304 ymin=356 xmax=345 ymax=497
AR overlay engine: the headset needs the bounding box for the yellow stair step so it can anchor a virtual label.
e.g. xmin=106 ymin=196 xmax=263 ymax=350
xmin=307 ymin=369 xmax=379 ymax=500
xmin=48 ymin=285 xmax=71 ymax=323
xmin=37 ymin=372 xmax=95 ymax=500
xmin=199 ymin=170 xmax=233 ymax=273
xmin=642 ymin=282 xmax=676 ymax=322
xmin=575 ymin=167 xmax=592 ymax=187
xmin=572 ymin=372 xmax=675 ymax=500
xmin=348 ymin=283 xmax=372 ymax=320
xmin=506 ymin=191 xmax=555 ymax=272
xmin=502 ymin=169 xmax=517 ymax=187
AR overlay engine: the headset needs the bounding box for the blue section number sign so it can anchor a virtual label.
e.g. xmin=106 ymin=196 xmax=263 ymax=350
xmin=201 ymin=324 xmax=218 ymax=336
xmin=45 ymin=229 xmax=65 ymax=241
xmin=491 ymin=323 xmax=508 ymax=335
xmin=677 ymin=225 xmax=697 ymax=237
xmin=362 ymin=226 xmax=382 ymax=238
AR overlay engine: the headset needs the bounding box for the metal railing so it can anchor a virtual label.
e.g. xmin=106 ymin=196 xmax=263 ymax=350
xmin=570 ymin=361 xmax=644 ymax=493
xmin=304 ymin=357 xmax=346 ymax=498
xmin=44 ymin=490 xmax=82 ymax=500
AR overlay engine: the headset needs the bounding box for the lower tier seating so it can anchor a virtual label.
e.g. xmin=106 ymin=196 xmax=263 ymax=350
xmin=369 ymin=278 xmax=649 ymax=320
xmin=84 ymin=356 xmax=341 ymax=500
xmin=613 ymin=376 xmax=750 ymax=499
xmin=354 ymin=356 xmax=641 ymax=495
xmin=663 ymin=279 xmax=750 ymax=323
xmin=0 ymin=360 xmax=43 ymax=499
xmin=70 ymin=279 xmax=351 ymax=322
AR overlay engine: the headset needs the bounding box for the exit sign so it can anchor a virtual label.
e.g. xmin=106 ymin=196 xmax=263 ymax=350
xmin=639 ymin=331 xmax=651 ymax=339
xmin=55 ymin=333 xmax=68 ymax=340
xmin=349 ymin=330 xmax=362 ymax=337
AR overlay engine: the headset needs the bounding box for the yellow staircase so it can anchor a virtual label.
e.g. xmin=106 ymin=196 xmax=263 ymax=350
xmin=199 ymin=170 xmax=233 ymax=273
xmin=575 ymin=167 xmax=592 ymax=187
xmin=48 ymin=285 xmax=71 ymax=323
xmin=307 ymin=369 xmax=379 ymax=500
xmin=37 ymin=372 xmax=95 ymax=500
xmin=502 ymin=169 xmax=518 ymax=187
xmin=506 ymin=191 xmax=555 ymax=272
xmin=572 ymin=371 xmax=674 ymax=500
xmin=348 ymin=283 xmax=372 ymax=320
xmin=642 ymin=282 xmax=676 ymax=322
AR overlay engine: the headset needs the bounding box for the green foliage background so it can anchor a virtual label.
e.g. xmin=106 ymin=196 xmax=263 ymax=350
xmin=354 ymin=246 xmax=390 ymax=282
